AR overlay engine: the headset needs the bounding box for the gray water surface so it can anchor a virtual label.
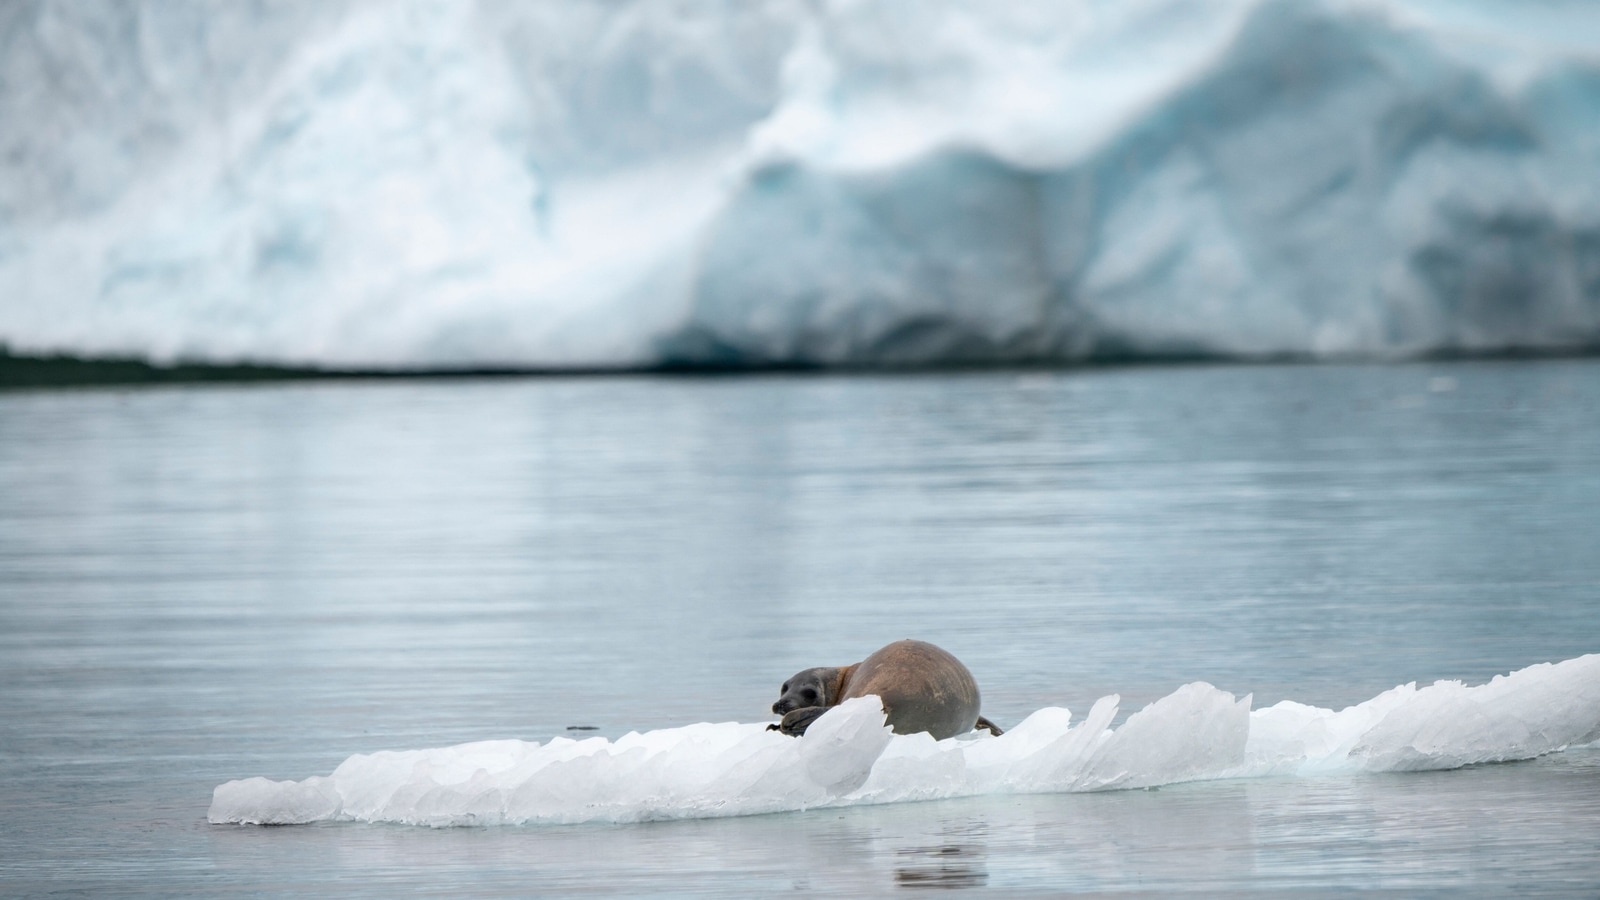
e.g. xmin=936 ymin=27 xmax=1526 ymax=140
xmin=2 ymin=359 xmax=1598 ymax=894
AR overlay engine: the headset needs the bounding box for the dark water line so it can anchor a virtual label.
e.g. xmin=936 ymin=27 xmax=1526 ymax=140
xmin=7 ymin=344 xmax=1600 ymax=390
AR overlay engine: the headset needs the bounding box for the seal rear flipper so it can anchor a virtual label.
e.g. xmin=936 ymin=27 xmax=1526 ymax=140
xmin=777 ymin=706 xmax=829 ymax=737
xmin=975 ymin=716 xmax=1004 ymax=737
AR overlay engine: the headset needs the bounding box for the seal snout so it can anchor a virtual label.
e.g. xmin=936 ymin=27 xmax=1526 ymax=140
xmin=772 ymin=695 xmax=804 ymax=715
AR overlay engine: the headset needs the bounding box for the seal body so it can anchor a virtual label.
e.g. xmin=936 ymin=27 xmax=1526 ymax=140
xmin=770 ymin=639 xmax=1002 ymax=739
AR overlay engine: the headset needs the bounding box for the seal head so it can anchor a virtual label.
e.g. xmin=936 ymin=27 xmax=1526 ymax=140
xmin=772 ymin=667 xmax=846 ymax=716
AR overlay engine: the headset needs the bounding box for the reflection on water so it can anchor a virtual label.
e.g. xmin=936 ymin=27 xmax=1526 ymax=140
xmin=179 ymin=749 xmax=1598 ymax=895
xmin=2 ymin=359 xmax=1599 ymax=894
xmin=895 ymin=832 xmax=989 ymax=889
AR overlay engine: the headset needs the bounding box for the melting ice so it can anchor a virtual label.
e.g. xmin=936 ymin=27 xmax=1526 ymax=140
xmin=210 ymin=653 xmax=1600 ymax=827
xmin=6 ymin=0 xmax=1600 ymax=369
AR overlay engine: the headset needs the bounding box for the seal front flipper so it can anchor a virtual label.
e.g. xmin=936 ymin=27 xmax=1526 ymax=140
xmin=975 ymin=716 xmax=1003 ymax=737
xmin=777 ymin=706 xmax=829 ymax=737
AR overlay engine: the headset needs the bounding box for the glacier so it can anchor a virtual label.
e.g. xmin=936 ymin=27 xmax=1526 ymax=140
xmin=5 ymin=0 xmax=1600 ymax=370
xmin=208 ymin=653 xmax=1600 ymax=827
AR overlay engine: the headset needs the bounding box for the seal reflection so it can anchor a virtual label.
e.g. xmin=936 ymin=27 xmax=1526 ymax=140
xmin=894 ymin=842 xmax=989 ymax=889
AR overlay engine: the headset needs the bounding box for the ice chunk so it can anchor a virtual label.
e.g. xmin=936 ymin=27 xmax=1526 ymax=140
xmin=995 ymin=697 xmax=1117 ymax=791
xmin=797 ymin=695 xmax=895 ymax=795
xmin=1351 ymin=654 xmax=1600 ymax=771
xmin=209 ymin=775 xmax=340 ymax=826
xmin=1078 ymin=683 xmax=1252 ymax=791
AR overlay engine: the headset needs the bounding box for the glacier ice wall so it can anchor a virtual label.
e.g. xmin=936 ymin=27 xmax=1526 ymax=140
xmin=4 ymin=0 xmax=1600 ymax=369
xmin=208 ymin=653 xmax=1600 ymax=827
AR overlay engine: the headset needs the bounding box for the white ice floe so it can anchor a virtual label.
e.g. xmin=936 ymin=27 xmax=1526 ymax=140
xmin=210 ymin=653 xmax=1600 ymax=827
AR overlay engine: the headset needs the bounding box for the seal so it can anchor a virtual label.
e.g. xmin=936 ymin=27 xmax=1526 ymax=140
xmin=767 ymin=639 xmax=1003 ymax=739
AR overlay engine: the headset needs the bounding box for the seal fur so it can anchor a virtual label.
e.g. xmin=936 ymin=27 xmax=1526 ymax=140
xmin=768 ymin=639 xmax=1003 ymax=739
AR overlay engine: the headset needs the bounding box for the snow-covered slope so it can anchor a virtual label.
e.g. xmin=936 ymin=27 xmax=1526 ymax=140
xmin=5 ymin=0 xmax=1599 ymax=369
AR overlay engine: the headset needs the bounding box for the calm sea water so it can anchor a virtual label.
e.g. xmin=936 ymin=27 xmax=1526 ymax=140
xmin=2 ymin=359 xmax=1598 ymax=895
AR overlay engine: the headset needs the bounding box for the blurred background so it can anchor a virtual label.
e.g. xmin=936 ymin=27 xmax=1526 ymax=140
xmin=2 ymin=0 xmax=1598 ymax=374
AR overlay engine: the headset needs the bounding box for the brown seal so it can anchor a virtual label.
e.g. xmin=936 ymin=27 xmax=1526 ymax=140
xmin=768 ymin=639 xmax=1004 ymax=739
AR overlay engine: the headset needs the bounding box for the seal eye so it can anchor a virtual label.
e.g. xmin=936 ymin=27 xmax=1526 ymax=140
xmin=781 ymin=682 xmax=790 ymax=694
xmin=801 ymin=688 xmax=817 ymax=703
